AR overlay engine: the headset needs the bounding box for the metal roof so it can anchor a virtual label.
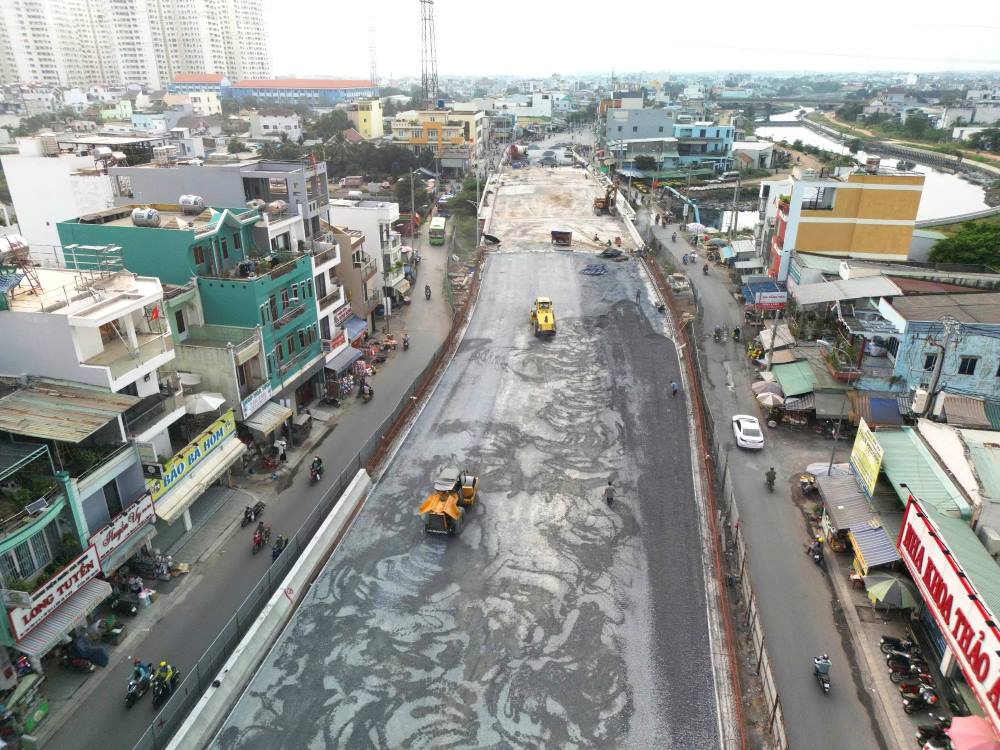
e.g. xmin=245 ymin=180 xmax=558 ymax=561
xmin=875 ymin=428 xmax=972 ymax=519
xmin=924 ymin=505 xmax=1000 ymax=619
xmin=757 ymin=323 xmax=795 ymax=350
xmin=849 ymin=391 xmax=905 ymax=426
xmin=849 ymin=524 xmax=901 ymax=570
xmin=818 ymin=473 xmax=876 ymax=531
xmin=790 ymin=276 xmax=903 ymax=306
xmin=942 ymin=395 xmax=991 ymax=429
xmin=771 ymin=361 xmax=816 ymax=397
xmin=0 ymin=382 xmax=139 ymax=443
xmin=889 ymin=292 xmax=1000 ymax=324
xmin=814 ymin=391 xmax=850 ymax=418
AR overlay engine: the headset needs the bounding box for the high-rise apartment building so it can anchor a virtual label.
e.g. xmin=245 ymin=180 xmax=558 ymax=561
xmin=0 ymin=0 xmax=270 ymax=88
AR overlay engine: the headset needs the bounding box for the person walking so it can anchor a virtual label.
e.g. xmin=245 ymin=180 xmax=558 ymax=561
xmin=603 ymin=480 xmax=615 ymax=507
xmin=671 ymin=381 xmax=679 ymax=397
xmin=635 ymin=289 xmax=641 ymax=305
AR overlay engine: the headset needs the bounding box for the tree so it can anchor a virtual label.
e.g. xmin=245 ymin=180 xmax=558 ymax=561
xmin=394 ymin=178 xmax=427 ymax=213
xmin=929 ymin=222 xmax=1000 ymax=267
xmin=227 ymin=138 xmax=247 ymax=154
xmin=221 ymin=96 xmax=241 ymax=115
xmin=446 ymin=177 xmax=480 ymax=217
xmin=312 ymin=109 xmax=351 ymax=142
xmin=968 ymin=128 xmax=1000 ymax=153
xmin=633 ymin=155 xmax=657 ymax=172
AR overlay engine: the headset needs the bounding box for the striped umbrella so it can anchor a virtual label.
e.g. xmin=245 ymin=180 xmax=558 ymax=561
xmin=863 ymin=573 xmax=919 ymax=610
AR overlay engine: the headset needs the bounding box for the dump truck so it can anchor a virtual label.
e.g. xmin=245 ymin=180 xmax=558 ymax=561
xmin=418 ymin=467 xmax=480 ymax=535
xmin=529 ymin=297 xmax=556 ymax=336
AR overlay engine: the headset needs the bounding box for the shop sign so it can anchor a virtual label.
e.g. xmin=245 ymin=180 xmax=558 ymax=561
xmin=240 ymin=382 xmax=272 ymax=420
xmin=146 ymin=410 xmax=235 ymax=503
xmin=753 ymin=290 xmax=787 ymax=309
xmin=328 ymin=331 xmax=346 ymax=352
xmin=849 ymin=418 xmax=883 ymax=497
xmin=89 ymin=494 xmax=155 ymax=568
xmin=334 ymin=305 xmax=353 ymax=325
xmin=8 ymin=545 xmax=100 ymax=640
xmin=898 ymin=497 xmax=1000 ymax=735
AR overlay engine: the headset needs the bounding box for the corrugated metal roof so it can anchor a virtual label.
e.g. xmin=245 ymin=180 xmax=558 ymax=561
xmin=942 ymin=395 xmax=991 ymax=429
xmin=985 ymin=400 xmax=1000 ymax=430
xmin=784 ymin=392 xmax=815 ymax=411
xmin=790 ymin=276 xmax=903 ymax=306
xmin=771 ymin=361 xmax=816 ymax=397
xmin=850 ymin=524 xmax=901 ymax=571
xmin=0 ymin=382 xmax=139 ymax=443
xmin=889 ymin=292 xmax=1000 ymax=324
xmin=924 ymin=505 xmax=1000 ymax=620
xmin=850 ymin=391 xmax=904 ymax=426
xmin=888 ymin=276 xmax=981 ymax=295
xmin=876 ymin=428 xmax=972 ymax=518
xmin=814 ymin=391 xmax=850 ymax=418
xmin=818 ymin=473 xmax=875 ymax=531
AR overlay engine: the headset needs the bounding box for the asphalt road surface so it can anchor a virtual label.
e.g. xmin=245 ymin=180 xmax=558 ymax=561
xmin=209 ymin=251 xmax=724 ymax=749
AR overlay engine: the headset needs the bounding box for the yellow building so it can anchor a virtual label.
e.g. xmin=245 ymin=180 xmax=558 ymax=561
xmin=347 ymin=99 xmax=383 ymax=139
xmin=769 ymin=161 xmax=924 ymax=275
xmin=391 ymin=110 xmax=467 ymax=155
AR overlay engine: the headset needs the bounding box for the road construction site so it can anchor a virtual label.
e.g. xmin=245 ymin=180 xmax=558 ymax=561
xmin=208 ymin=166 xmax=729 ymax=750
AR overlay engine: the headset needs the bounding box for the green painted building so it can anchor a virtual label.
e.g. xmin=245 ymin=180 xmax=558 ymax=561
xmin=57 ymin=205 xmax=325 ymax=415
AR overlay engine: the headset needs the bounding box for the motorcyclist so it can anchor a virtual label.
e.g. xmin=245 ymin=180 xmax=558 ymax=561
xmin=311 ymin=456 xmax=323 ymax=475
xmin=703 ymin=263 xmax=709 ymax=275
xmin=132 ymin=659 xmax=151 ymax=686
xmin=714 ymin=325 xmax=723 ymax=341
xmin=765 ymin=467 xmax=777 ymax=489
xmin=732 ymin=327 xmax=741 ymax=342
xmin=272 ymin=535 xmax=287 ymax=562
xmin=156 ymin=660 xmax=176 ymax=688
xmin=424 ymin=284 xmax=431 ymax=298
xmin=813 ymin=654 xmax=831 ymax=677
xmin=403 ymin=333 xmax=410 ymax=349
xmin=671 ymin=232 xmax=677 ymax=243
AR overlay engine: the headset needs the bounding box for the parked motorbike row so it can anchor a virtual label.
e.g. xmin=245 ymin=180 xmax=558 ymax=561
xmin=881 ymin=635 xmax=942 ymax=714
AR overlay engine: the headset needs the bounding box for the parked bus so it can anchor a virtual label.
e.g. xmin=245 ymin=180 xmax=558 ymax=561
xmin=429 ymin=217 xmax=447 ymax=245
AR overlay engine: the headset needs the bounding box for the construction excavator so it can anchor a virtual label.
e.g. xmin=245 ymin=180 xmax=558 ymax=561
xmin=529 ymin=297 xmax=556 ymax=337
xmin=593 ymin=181 xmax=618 ymax=215
xmin=418 ymin=467 xmax=480 ymax=536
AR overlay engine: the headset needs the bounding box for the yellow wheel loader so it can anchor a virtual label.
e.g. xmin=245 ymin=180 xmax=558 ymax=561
xmin=418 ymin=467 xmax=480 ymax=536
xmin=529 ymin=297 xmax=556 ymax=337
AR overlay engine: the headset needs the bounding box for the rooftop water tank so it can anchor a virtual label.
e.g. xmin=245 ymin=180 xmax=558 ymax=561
xmin=179 ymin=195 xmax=205 ymax=215
xmin=267 ymin=200 xmax=287 ymax=215
xmin=131 ymin=207 xmax=161 ymax=228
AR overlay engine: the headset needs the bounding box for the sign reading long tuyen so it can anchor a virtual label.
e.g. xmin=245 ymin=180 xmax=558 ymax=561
xmin=8 ymin=545 xmax=101 ymax=641
xmin=898 ymin=497 xmax=1000 ymax=736
xmin=145 ymin=410 xmax=235 ymax=502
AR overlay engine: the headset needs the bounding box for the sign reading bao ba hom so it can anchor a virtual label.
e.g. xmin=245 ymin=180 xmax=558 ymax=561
xmin=898 ymin=497 xmax=1000 ymax=734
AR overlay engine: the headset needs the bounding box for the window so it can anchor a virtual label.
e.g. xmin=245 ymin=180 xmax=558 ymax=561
xmin=298 ymin=329 xmax=306 ymax=348
xmin=276 ymin=342 xmax=284 ymax=361
xmin=103 ymin=479 xmax=123 ymax=518
xmin=260 ymin=304 xmax=268 ymax=326
xmin=220 ymin=237 xmax=228 ymax=259
xmin=320 ymin=316 xmax=331 ymax=340
xmin=923 ymin=353 xmax=937 ymax=371
xmin=269 ymin=295 xmax=278 ymax=319
xmin=958 ymin=356 xmax=978 ymax=376
xmin=281 ymin=289 xmax=289 ymax=309
xmin=286 ymin=335 xmax=295 ymax=354
xmin=193 ymin=245 xmax=205 ymax=264
xmin=174 ymin=309 xmax=186 ymax=334
xmin=233 ymin=232 xmax=241 ymax=251
xmin=632 ymin=126 xmax=638 ymax=133
xmin=658 ymin=126 xmax=664 ymax=132
xmin=617 ymin=126 xmax=622 ymax=132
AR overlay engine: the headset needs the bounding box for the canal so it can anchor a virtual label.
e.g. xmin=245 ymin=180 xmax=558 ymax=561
xmin=754 ymin=111 xmax=989 ymax=221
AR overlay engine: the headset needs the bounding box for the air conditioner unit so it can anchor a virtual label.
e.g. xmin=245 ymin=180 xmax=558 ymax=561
xmin=911 ymin=387 xmax=929 ymax=414
xmin=978 ymin=525 xmax=1000 ymax=557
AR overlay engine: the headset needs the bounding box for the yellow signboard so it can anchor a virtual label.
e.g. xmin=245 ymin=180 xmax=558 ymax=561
xmin=146 ymin=410 xmax=235 ymax=502
xmin=849 ymin=418 xmax=884 ymax=496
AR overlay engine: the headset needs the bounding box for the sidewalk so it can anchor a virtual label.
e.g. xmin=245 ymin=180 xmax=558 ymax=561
xmin=40 ymin=227 xmax=455 ymax=750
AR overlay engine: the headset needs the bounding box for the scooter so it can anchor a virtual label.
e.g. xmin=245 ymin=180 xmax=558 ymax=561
xmin=880 ymin=635 xmax=919 ymax=655
xmin=887 ymin=656 xmax=929 ymax=676
xmin=899 ymin=676 xmax=936 ymax=696
xmin=107 ymin=593 xmax=138 ymax=617
xmin=813 ymin=662 xmax=831 ymax=694
xmin=425 ymin=285 xmax=431 ymax=300
xmin=885 ymin=645 xmax=924 ymax=662
xmin=58 ymin=648 xmax=95 ymax=673
xmin=321 ymin=394 xmax=342 ymax=408
xmin=671 ymin=233 xmax=677 ymax=243
xmin=125 ymin=665 xmax=152 ymax=709
xmin=309 ymin=464 xmax=323 ymax=483
xmin=805 ymin=543 xmax=824 ymax=567
xmin=903 ymin=684 xmax=939 ymax=713
xmin=732 ymin=328 xmax=741 ymax=342
xmin=361 ymin=386 xmax=374 ymax=403
xmin=251 ymin=525 xmax=271 ymax=554
xmin=241 ymin=501 xmax=265 ymax=527
xmin=916 ymin=717 xmax=951 ymax=744
xmin=702 ymin=264 xmax=709 ymax=276
xmin=403 ymin=336 xmax=410 ymax=351
xmin=682 ymin=254 xmax=689 ymax=265
xmin=890 ymin=667 xmax=934 ymax=684
xmin=151 ymin=670 xmax=180 ymax=710
xmin=765 ymin=472 xmax=776 ymax=492
xmin=713 ymin=327 xmax=723 ymax=343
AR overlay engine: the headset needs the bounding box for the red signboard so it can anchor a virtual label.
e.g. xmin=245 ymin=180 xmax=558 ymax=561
xmin=898 ymin=497 xmax=1000 ymax=735
xmin=89 ymin=494 xmax=154 ymax=570
xmin=334 ymin=305 xmax=353 ymax=325
xmin=328 ymin=331 xmax=346 ymax=351
xmin=8 ymin=545 xmax=101 ymax=640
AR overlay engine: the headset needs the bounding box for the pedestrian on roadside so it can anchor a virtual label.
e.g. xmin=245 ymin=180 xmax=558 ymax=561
xmin=635 ymin=290 xmax=641 ymax=305
xmin=671 ymin=381 xmax=679 ymax=397
xmin=603 ymin=480 xmax=615 ymax=507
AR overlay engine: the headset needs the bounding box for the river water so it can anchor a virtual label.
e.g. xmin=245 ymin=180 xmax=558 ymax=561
xmin=754 ymin=112 xmax=988 ymax=221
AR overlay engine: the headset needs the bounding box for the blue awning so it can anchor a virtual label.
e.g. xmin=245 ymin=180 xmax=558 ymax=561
xmin=327 ymin=346 xmax=362 ymax=375
xmin=344 ymin=315 xmax=367 ymax=342
xmin=721 ymin=245 xmax=735 ymax=260
xmin=850 ymin=525 xmax=901 ymax=573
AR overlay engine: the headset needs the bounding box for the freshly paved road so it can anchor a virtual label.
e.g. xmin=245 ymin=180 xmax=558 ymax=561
xmin=209 ymin=248 xmax=725 ymax=749
xmin=43 ymin=232 xmax=454 ymax=750
xmin=642 ymin=213 xmax=887 ymax=750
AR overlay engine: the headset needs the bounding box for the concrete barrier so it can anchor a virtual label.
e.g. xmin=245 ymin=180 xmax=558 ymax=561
xmin=166 ymin=469 xmax=373 ymax=750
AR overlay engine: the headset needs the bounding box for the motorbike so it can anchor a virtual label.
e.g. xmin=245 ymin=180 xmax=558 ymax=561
xmin=813 ymin=662 xmax=831 ymax=695
xmin=682 ymin=254 xmax=689 ymax=265
xmin=252 ymin=525 xmax=271 ymax=554
xmin=125 ymin=667 xmax=151 ymax=709
xmin=885 ymin=645 xmax=924 ymax=662
xmin=899 ymin=676 xmax=936 ymax=696
xmin=765 ymin=472 xmax=776 ymax=492
xmin=916 ymin=717 xmax=951 ymax=744
xmin=799 ymin=474 xmax=818 ymax=497
xmin=108 ymin=593 xmax=138 ymax=617
xmin=887 ymin=656 xmax=929 ymax=676
xmin=890 ymin=666 xmax=934 ymax=684
xmin=732 ymin=328 xmax=741 ymax=342
xmin=321 ymin=394 xmax=342 ymax=408
xmin=903 ymin=684 xmax=940 ymax=713
xmin=713 ymin=327 xmax=722 ymax=343
xmin=671 ymin=233 xmax=677 ymax=243
xmin=403 ymin=336 xmax=410 ymax=351
xmin=59 ymin=647 xmax=95 ymax=673
xmin=880 ymin=635 xmax=919 ymax=655
xmin=361 ymin=386 xmax=374 ymax=403
xmin=310 ymin=464 xmax=323 ymax=483
xmin=241 ymin=501 xmax=265 ymax=527
xmin=806 ymin=543 xmax=824 ymax=567
xmin=425 ymin=285 xmax=431 ymax=300
xmin=702 ymin=264 xmax=709 ymax=276
xmin=151 ymin=670 xmax=180 ymax=710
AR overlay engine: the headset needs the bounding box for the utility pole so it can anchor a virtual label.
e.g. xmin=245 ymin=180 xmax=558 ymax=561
xmin=729 ymin=171 xmax=741 ymax=238
xmin=923 ymin=315 xmax=961 ymax=416
xmin=764 ymin=309 xmax=783 ymax=371
xmin=410 ymin=169 xmax=417 ymax=249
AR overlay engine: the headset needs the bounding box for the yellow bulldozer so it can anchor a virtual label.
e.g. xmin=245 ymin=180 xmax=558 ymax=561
xmin=529 ymin=297 xmax=556 ymax=337
xmin=593 ymin=183 xmax=617 ymax=215
xmin=418 ymin=467 xmax=480 ymax=535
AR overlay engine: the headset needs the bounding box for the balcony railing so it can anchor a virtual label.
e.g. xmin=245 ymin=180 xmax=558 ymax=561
xmin=180 ymin=324 xmax=258 ymax=357
xmin=278 ymin=347 xmax=313 ymax=377
xmin=272 ymin=302 xmax=305 ymax=331
xmin=163 ymin=280 xmax=196 ymax=300
xmin=82 ymin=333 xmax=174 ymax=380
xmin=318 ymin=285 xmax=344 ymax=310
xmin=311 ymin=244 xmax=339 ymax=267
xmin=124 ymin=391 xmax=185 ymax=437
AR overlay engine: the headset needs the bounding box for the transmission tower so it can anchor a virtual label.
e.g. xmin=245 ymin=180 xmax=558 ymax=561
xmin=368 ymin=23 xmax=379 ymax=97
xmin=420 ymin=0 xmax=438 ymax=108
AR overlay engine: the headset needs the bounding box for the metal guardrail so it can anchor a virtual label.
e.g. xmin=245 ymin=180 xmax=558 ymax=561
xmin=271 ymin=302 xmax=305 ymax=331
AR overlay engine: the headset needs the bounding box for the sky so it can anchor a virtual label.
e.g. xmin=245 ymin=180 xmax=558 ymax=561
xmin=265 ymin=0 xmax=1000 ymax=79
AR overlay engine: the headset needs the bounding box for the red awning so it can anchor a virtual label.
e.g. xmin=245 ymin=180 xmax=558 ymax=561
xmin=14 ymin=579 xmax=112 ymax=657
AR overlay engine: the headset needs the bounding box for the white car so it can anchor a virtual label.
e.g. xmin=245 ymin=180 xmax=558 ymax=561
xmin=732 ymin=415 xmax=765 ymax=450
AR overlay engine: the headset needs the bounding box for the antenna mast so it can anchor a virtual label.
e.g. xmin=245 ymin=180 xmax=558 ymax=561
xmin=420 ymin=0 xmax=438 ymax=108
xmin=368 ymin=22 xmax=379 ymax=97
